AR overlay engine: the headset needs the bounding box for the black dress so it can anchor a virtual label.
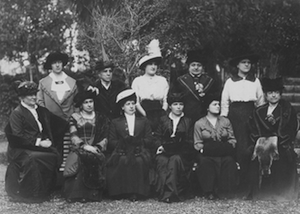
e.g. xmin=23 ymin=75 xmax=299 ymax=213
xmin=106 ymin=115 xmax=152 ymax=198
xmin=154 ymin=115 xmax=195 ymax=202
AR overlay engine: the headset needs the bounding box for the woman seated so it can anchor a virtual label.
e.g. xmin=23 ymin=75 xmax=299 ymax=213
xmin=194 ymin=94 xmax=237 ymax=200
xmin=5 ymin=81 xmax=67 ymax=203
xmin=63 ymin=90 xmax=109 ymax=202
xmin=247 ymin=77 xmax=299 ymax=200
xmin=154 ymin=93 xmax=195 ymax=203
xmin=106 ymin=89 xmax=152 ymax=201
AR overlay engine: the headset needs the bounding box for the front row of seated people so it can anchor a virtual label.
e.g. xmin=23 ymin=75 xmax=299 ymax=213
xmin=5 ymin=78 xmax=299 ymax=203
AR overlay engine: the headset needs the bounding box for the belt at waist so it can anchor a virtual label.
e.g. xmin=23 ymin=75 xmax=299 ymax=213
xmin=141 ymin=100 xmax=162 ymax=112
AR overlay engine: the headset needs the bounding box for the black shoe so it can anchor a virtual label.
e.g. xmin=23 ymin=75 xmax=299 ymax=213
xmin=162 ymin=198 xmax=171 ymax=203
xmin=129 ymin=194 xmax=137 ymax=202
xmin=205 ymin=192 xmax=219 ymax=200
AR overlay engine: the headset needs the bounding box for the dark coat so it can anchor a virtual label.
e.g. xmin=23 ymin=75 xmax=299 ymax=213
xmin=94 ymin=80 xmax=126 ymax=120
xmin=247 ymin=99 xmax=299 ymax=199
xmin=5 ymin=104 xmax=67 ymax=201
xmin=171 ymin=73 xmax=218 ymax=123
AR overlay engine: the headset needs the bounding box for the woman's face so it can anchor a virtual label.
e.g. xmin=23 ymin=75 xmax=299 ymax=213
xmin=237 ymin=59 xmax=251 ymax=73
xmin=51 ymin=60 xmax=63 ymax=74
xmin=21 ymin=94 xmax=37 ymax=108
xmin=265 ymin=91 xmax=281 ymax=105
xmin=188 ymin=62 xmax=203 ymax=76
xmin=170 ymin=102 xmax=184 ymax=116
xmin=208 ymin=100 xmax=220 ymax=115
xmin=122 ymin=100 xmax=136 ymax=115
xmin=145 ymin=62 xmax=158 ymax=76
xmin=81 ymin=98 xmax=94 ymax=113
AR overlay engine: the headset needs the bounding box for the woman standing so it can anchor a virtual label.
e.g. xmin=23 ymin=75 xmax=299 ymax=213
xmin=221 ymin=46 xmax=264 ymax=191
xmin=106 ymin=89 xmax=152 ymax=201
xmin=132 ymin=39 xmax=169 ymax=131
xmin=63 ymin=90 xmax=109 ymax=202
xmin=37 ymin=51 xmax=78 ymax=121
xmin=154 ymin=93 xmax=195 ymax=203
xmin=194 ymin=95 xmax=237 ymax=200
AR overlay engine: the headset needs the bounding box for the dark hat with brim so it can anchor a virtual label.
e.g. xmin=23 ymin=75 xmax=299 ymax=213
xmin=261 ymin=77 xmax=284 ymax=92
xmin=116 ymin=89 xmax=137 ymax=106
xmin=186 ymin=50 xmax=207 ymax=66
xmin=74 ymin=90 xmax=97 ymax=108
xmin=203 ymin=93 xmax=221 ymax=111
xmin=95 ymin=60 xmax=115 ymax=72
xmin=16 ymin=81 xmax=38 ymax=97
xmin=228 ymin=53 xmax=260 ymax=67
xmin=167 ymin=93 xmax=185 ymax=105
xmin=44 ymin=52 xmax=69 ymax=70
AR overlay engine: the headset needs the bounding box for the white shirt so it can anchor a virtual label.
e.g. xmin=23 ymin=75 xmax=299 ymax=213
xmin=169 ymin=112 xmax=184 ymax=137
xmin=131 ymin=75 xmax=169 ymax=111
xmin=49 ymin=72 xmax=70 ymax=101
xmin=124 ymin=113 xmax=135 ymax=136
xmin=267 ymin=103 xmax=278 ymax=115
xmin=221 ymin=77 xmax=265 ymax=116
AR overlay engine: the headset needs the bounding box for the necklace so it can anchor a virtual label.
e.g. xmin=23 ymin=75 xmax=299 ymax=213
xmin=80 ymin=111 xmax=96 ymax=145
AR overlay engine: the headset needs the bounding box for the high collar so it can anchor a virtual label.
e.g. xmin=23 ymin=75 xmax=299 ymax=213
xmin=231 ymin=72 xmax=256 ymax=82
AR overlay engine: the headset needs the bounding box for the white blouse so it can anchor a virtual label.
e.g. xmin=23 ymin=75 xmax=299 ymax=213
xmin=49 ymin=72 xmax=70 ymax=101
xmin=131 ymin=75 xmax=169 ymax=110
xmin=221 ymin=77 xmax=265 ymax=116
xmin=125 ymin=113 xmax=135 ymax=136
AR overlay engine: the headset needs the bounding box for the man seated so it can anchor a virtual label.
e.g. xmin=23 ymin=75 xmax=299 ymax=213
xmin=5 ymin=81 xmax=67 ymax=203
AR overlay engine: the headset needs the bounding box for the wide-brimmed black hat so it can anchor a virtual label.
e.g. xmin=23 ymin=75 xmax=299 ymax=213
xmin=74 ymin=90 xmax=97 ymax=108
xmin=44 ymin=52 xmax=69 ymax=70
xmin=167 ymin=93 xmax=185 ymax=105
xmin=94 ymin=60 xmax=114 ymax=72
xmin=16 ymin=81 xmax=38 ymax=97
xmin=228 ymin=39 xmax=260 ymax=67
xmin=186 ymin=50 xmax=207 ymax=66
xmin=261 ymin=77 xmax=284 ymax=92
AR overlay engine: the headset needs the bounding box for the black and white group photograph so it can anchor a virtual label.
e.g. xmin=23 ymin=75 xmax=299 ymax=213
xmin=1 ymin=0 xmax=300 ymax=213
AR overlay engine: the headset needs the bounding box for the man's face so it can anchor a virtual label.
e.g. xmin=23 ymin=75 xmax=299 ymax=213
xmin=188 ymin=62 xmax=203 ymax=76
xmin=98 ymin=67 xmax=113 ymax=83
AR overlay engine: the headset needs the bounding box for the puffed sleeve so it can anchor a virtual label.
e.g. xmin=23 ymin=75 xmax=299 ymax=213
xmin=161 ymin=78 xmax=169 ymax=111
xmin=221 ymin=79 xmax=230 ymax=117
xmin=255 ymin=78 xmax=265 ymax=107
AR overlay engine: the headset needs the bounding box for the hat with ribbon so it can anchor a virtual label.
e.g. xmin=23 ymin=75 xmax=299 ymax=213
xmin=116 ymin=89 xmax=137 ymax=106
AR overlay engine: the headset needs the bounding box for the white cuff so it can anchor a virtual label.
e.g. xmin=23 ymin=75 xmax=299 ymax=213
xmin=35 ymin=138 xmax=41 ymax=146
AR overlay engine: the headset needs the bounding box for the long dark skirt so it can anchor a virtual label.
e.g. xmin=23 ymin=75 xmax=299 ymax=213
xmin=228 ymin=101 xmax=254 ymax=190
xmin=195 ymin=155 xmax=237 ymax=198
xmin=106 ymin=153 xmax=151 ymax=197
xmin=64 ymin=150 xmax=106 ymax=202
xmin=5 ymin=148 xmax=58 ymax=202
xmin=155 ymin=154 xmax=191 ymax=202
xmin=248 ymin=148 xmax=299 ymax=200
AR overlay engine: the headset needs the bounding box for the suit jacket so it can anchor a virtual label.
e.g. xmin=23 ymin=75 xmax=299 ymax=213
xmin=7 ymin=104 xmax=68 ymax=152
xmin=94 ymin=80 xmax=126 ymax=120
xmin=108 ymin=115 xmax=152 ymax=154
xmin=37 ymin=75 xmax=77 ymax=121
xmin=172 ymin=73 xmax=217 ymax=123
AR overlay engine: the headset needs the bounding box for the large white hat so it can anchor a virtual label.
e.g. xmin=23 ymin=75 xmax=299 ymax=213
xmin=138 ymin=39 xmax=162 ymax=69
xmin=116 ymin=89 xmax=136 ymax=104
